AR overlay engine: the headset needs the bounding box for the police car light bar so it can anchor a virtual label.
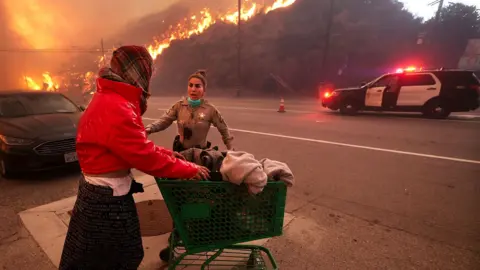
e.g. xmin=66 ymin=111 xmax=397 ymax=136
xmin=395 ymin=66 xmax=423 ymax=73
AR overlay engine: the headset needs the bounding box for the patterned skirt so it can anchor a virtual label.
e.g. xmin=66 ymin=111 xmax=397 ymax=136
xmin=59 ymin=176 xmax=143 ymax=270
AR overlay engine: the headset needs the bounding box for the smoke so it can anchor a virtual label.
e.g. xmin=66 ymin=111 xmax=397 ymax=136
xmin=0 ymin=0 xmax=180 ymax=90
xmin=0 ymin=1 xmax=26 ymax=90
xmin=0 ymin=0 xmax=247 ymax=90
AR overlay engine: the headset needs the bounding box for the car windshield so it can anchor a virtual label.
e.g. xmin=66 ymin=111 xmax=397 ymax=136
xmin=0 ymin=96 xmax=29 ymax=117
xmin=363 ymin=76 xmax=382 ymax=87
xmin=0 ymin=93 xmax=79 ymax=117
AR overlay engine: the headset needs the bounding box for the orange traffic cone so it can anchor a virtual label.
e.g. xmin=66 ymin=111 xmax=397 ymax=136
xmin=278 ymin=97 xmax=286 ymax=113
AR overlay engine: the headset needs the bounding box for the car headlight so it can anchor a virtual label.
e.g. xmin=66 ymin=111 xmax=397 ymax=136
xmin=0 ymin=135 xmax=33 ymax=146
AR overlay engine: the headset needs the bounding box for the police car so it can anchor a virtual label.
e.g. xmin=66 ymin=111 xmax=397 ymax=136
xmin=321 ymin=68 xmax=480 ymax=119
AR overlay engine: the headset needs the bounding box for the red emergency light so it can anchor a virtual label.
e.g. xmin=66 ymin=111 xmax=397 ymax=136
xmin=395 ymin=66 xmax=422 ymax=73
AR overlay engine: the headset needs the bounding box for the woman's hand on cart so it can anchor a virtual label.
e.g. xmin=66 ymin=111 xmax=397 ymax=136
xmin=192 ymin=165 xmax=210 ymax=181
xmin=145 ymin=127 xmax=152 ymax=135
xmin=173 ymin=151 xmax=185 ymax=160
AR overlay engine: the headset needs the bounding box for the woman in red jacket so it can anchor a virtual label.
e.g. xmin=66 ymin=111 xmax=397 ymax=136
xmin=59 ymin=45 xmax=209 ymax=270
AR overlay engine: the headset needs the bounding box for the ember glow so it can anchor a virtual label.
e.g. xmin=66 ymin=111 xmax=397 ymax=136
xmin=83 ymin=71 xmax=95 ymax=93
xmin=22 ymin=0 xmax=296 ymax=91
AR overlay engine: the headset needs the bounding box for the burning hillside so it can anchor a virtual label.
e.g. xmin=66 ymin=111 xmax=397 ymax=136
xmin=19 ymin=0 xmax=296 ymax=92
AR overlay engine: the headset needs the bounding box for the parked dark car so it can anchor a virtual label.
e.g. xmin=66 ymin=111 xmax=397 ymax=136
xmin=0 ymin=90 xmax=85 ymax=178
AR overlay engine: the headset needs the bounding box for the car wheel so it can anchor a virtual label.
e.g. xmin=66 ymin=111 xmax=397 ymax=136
xmin=159 ymin=247 xmax=171 ymax=262
xmin=339 ymin=100 xmax=359 ymax=115
xmin=0 ymin=158 xmax=14 ymax=179
xmin=422 ymin=99 xmax=451 ymax=119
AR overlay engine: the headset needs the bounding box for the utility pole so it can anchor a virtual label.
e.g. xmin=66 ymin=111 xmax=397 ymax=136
xmin=236 ymin=0 xmax=242 ymax=97
xmin=434 ymin=0 xmax=444 ymax=24
xmin=425 ymin=0 xmax=444 ymax=66
xmin=101 ymin=38 xmax=106 ymax=66
xmin=321 ymin=0 xmax=335 ymax=78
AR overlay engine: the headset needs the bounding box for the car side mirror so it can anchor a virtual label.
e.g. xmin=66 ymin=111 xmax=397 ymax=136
xmin=79 ymin=105 xmax=86 ymax=111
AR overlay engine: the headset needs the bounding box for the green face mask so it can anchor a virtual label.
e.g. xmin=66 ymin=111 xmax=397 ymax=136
xmin=187 ymin=97 xmax=202 ymax=107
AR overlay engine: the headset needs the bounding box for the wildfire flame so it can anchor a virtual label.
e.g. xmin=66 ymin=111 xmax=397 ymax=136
xmin=83 ymin=71 xmax=95 ymax=93
xmin=265 ymin=0 xmax=296 ymax=13
xmin=22 ymin=0 xmax=296 ymax=91
xmin=23 ymin=72 xmax=59 ymax=91
xmin=24 ymin=76 xmax=41 ymax=91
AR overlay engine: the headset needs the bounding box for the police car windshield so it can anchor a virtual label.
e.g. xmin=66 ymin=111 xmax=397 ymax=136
xmin=364 ymin=76 xmax=382 ymax=87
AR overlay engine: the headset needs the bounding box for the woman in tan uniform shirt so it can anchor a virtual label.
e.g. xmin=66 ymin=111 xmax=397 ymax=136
xmin=146 ymin=70 xmax=234 ymax=151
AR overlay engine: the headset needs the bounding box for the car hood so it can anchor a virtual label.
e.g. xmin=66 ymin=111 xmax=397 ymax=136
xmin=0 ymin=113 xmax=81 ymax=139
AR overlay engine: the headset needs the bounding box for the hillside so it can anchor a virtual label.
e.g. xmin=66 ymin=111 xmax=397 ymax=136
xmin=146 ymin=0 xmax=423 ymax=96
xmin=144 ymin=0 xmax=479 ymax=97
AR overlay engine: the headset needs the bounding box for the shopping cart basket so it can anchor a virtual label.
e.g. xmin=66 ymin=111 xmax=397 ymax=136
xmin=155 ymin=178 xmax=287 ymax=269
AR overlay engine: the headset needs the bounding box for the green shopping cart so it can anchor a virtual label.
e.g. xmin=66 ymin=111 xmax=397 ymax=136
xmin=155 ymin=178 xmax=287 ymax=269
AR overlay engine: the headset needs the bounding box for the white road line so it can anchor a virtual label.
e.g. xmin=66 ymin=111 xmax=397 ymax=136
xmin=156 ymin=106 xmax=313 ymax=113
xmin=451 ymin=115 xmax=479 ymax=119
xmin=153 ymin=106 xmax=480 ymax=122
xmin=142 ymin=117 xmax=480 ymax=165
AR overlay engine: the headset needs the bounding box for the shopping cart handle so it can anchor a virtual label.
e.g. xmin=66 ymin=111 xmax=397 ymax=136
xmin=209 ymin=171 xmax=223 ymax=182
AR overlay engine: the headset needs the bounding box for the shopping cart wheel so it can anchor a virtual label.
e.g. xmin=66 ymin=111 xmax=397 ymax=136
xmin=159 ymin=247 xmax=171 ymax=262
xmin=247 ymin=249 xmax=266 ymax=269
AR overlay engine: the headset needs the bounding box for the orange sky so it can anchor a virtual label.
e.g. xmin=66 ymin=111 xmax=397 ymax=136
xmin=2 ymin=0 xmax=179 ymax=49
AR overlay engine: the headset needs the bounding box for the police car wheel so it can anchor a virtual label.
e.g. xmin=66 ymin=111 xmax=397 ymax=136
xmin=339 ymin=100 xmax=359 ymax=115
xmin=422 ymin=100 xmax=451 ymax=119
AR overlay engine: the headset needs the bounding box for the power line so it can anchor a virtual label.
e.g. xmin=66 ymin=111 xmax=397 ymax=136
xmin=0 ymin=49 xmax=102 ymax=53
xmin=0 ymin=48 xmax=108 ymax=53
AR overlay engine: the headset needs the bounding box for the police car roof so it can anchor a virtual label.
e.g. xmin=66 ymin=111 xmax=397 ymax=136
xmin=391 ymin=69 xmax=476 ymax=76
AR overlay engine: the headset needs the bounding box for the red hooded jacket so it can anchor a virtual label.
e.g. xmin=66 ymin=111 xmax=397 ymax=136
xmin=76 ymin=78 xmax=199 ymax=179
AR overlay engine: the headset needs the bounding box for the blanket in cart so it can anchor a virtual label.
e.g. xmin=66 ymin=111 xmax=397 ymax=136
xmin=180 ymin=148 xmax=295 ymax=194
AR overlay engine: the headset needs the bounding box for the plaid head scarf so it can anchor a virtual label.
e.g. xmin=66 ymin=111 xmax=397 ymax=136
xmin=98 ymin=45 xmax=154 ymax=115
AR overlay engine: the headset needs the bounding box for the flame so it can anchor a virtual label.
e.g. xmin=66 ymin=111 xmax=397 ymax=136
xmin=265 ymin=0 xmax=297 ymax=13
xmin=83 ymin=71 xmax=95 ymax=93
xmin=220 ymin=3 xmax=258 ymax=24
xmin=23 ymin=72 xmax=59 ymax=91
xmin=23 ymin=76 xmax=41 ymax=91
xmin=22 ymin=0 xmax=296 ymax=90
xmin=42 ymin=72 xmax=60 ymax=91
xmin=147 ymin=0 xmax=296 ymax=61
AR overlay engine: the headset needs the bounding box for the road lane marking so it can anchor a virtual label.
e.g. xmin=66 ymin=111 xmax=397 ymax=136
xmin=156 ymin=106 xmax=313 ymax=114
xmin=152 ymin=106 xmax=480 ymax=123
xmin=143 ymin=117 xmax=480 ymax=165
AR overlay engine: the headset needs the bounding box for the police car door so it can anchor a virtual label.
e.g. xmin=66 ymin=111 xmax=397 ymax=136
xmin=396 ymin=73 xmax=440 ymax=106
xmin=365 ymin=75 xmax=393 ymax=107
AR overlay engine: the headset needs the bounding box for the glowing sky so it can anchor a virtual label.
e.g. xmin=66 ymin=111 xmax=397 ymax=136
xmin=401 ymin=0 xmax=479 ymax=20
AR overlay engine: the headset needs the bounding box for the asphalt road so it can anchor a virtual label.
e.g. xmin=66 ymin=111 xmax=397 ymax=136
xmin=1 ymin=96 xmax=479 ymax=269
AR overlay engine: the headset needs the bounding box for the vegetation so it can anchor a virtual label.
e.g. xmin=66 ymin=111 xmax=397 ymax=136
xmin=140 ymin=0 xmax=479 ymax=96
